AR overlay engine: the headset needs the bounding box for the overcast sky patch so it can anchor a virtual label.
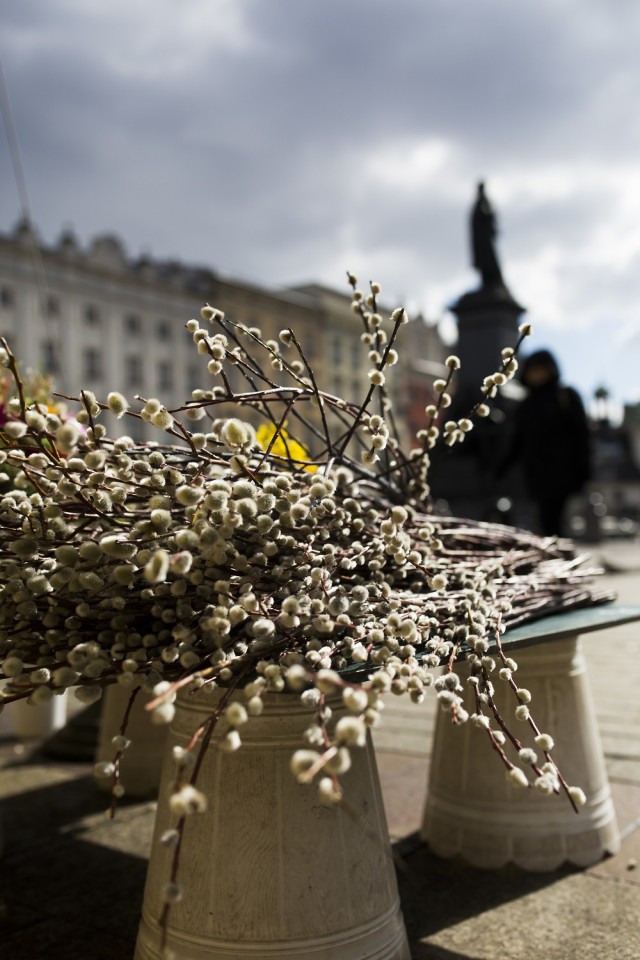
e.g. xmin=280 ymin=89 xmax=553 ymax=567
xmin=1 ymin=0 xmax=639 ymax=405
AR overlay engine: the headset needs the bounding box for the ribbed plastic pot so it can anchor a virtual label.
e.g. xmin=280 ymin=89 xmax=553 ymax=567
xmin=421 ymin=634 xmax=620 ymax=870
xmin=135 ymin=687 xmax=410 ymax=960
xmin=11 ymin=690 xmax=68 ymax=738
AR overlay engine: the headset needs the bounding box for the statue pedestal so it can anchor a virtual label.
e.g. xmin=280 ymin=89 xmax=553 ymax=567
xmin=451 ymin=283 xmax=525 ymax=390
xmin=428 ymin=283 xmax=528 ymax=522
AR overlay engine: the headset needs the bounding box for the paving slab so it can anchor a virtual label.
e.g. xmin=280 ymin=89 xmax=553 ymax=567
xmin=396 ymin=845 xmax=640 ymax=960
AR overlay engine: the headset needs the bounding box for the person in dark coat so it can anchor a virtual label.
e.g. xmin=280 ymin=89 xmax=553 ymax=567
xmin=500 ymin=349 xmax=591 ymax=537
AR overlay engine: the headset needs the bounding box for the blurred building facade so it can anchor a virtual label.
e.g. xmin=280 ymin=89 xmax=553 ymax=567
xmin=570 ymin=396 xmax=640 ymax=540
xmin=1 ymin=217 xmax=639 ymax=538
xmin=0 ymin=218 xmax=446 ymax=447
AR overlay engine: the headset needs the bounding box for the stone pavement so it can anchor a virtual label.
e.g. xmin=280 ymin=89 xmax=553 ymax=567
xmin=0 ymin=538 xmax=639 ymax=959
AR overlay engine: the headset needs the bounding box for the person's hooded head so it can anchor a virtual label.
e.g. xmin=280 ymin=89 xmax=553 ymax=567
xmin=520 ymin=349 xmax=560 ymax=389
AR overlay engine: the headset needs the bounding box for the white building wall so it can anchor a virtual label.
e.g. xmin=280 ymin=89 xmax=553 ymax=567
xmin=0 ymin=222 xmax=446 ymax=451
xmin=0 ymin=237 xmax=211 ymax=440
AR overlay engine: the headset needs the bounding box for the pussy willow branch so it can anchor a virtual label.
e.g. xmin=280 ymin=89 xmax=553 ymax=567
xmin=159 ymin=675 xmax=244 ymax=946
xmin=287 ymin=328 xmax=334 ymax=459
xmin=217 ymin=315 xmax=331 ymax=450
xmin=491 ymin=630 xmax=580 ymax=812
xmin=335 ymin=310 xmax=407 ymax=460
xmin=1 ymin=337 xmax=27 ymax=420
xmin=108 ymin=684 xmax=142 ymax=819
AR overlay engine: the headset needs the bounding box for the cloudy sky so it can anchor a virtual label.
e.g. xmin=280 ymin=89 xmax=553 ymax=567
xmin=2 ymin=0 xmax=640 ymax=410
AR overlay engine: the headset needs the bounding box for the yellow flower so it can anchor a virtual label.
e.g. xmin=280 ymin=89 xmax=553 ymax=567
xmin=256 ymin=422 xmax=317 ymax=473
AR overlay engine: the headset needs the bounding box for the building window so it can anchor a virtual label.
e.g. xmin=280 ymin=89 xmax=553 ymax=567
xmin=126 ymin=417 xmax=146 ymax=442
xmin=350 ymin=338 xmax=361 ymax=371
xmin=158 ymin=361 xmax=173 ymax=391
xmin=157 ymin=319 xmax=172 ymax=340
xmin=45 ymin=295 xmax=60 ymax=317
xmin=83 ymin=347 xmax=103 ymax=380
xmin=84 ymin=304 xmax=101 ymax=326
xmin=41 ymin=339 xmax=60 ymax=375
xmin=124 ymin=313 xmax=142 ymax=336
xmin=331 ymin=336 xmax=342 ymax=367
xmin=125 ymin=355 xmax=144 ymax=389
xmin=186 ymin=364 xmax=201 ymax=394
xmin=224 ymin=364 xmax=243 ymax=394
xmin=0 ymin=287 xmax=13 ymax=307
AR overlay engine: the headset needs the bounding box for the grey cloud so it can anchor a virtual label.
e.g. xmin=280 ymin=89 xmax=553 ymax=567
xmin=2 ymin=0 xmax=640 ymax=400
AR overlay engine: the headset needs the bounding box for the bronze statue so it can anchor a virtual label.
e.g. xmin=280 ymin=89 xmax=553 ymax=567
xmin=470 ymin=181 xmax=504 ymax=288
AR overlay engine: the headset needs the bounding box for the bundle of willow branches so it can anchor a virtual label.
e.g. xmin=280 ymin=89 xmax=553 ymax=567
xmin=0 ymin=278 xmax=610 ymax=822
